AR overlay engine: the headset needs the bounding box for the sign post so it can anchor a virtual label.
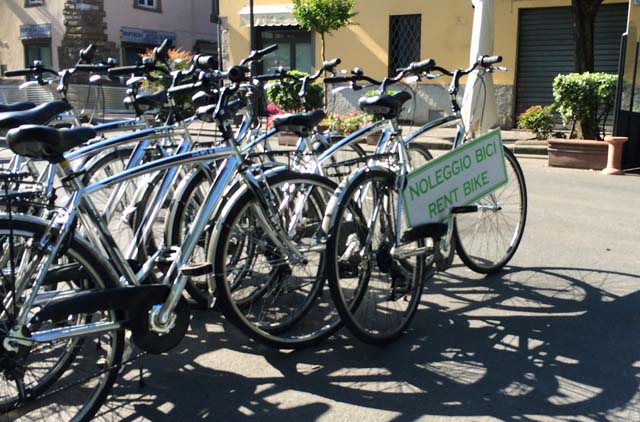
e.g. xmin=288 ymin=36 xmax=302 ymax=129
xmin=402 ymin=129 xmax=508 ymax=227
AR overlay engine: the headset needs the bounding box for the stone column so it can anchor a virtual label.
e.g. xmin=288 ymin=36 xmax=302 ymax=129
xmin=58 ymin=0 xmax=118 ymax=68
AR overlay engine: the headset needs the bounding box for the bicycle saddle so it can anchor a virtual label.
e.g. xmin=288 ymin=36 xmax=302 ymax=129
xmin=124 ymin=89 xmax=167 ymax=110
xmin=7 ymin=125 xmax=97 ymax=163
xmin=0 ymin=101 xmax=72 ymax=135
xmin=358 ymin=91 xmax=412 ymax=119
xmin=0 ymin=101 xmax=36 ymax=113
xmin=271 ymin=109 xmax=326 ymax=136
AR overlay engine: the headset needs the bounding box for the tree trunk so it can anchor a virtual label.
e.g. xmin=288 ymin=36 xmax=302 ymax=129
xmin=571 ymin=0 xmax=603 ymax=140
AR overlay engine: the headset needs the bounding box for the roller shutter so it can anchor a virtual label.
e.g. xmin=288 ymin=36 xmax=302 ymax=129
xmin=515 ymin=4 xmax=627 ymax=117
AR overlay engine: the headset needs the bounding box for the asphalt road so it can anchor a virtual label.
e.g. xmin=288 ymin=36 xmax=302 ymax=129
xmin=11 ymin=155 xmax=640 ymax=422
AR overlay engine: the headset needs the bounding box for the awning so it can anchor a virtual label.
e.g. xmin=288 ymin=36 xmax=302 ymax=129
xmin=239 ymin=5 xmax=298 ymax=27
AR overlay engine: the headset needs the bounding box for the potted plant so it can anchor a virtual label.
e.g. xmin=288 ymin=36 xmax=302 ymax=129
xmin=265 ymin=70 xmax=323 ymax=145
xmin=516 ymin=104 xmax=555 ymax=141
xmin=140 ymin=48 xmax=194 ymax=122
xmin=323 ymin=112 xmax=378 ymax=144
xmin=547 ymin=72 xmax=617 ymax=170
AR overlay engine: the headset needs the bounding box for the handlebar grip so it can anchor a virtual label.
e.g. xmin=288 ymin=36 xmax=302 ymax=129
xmin=323 ymin=77 xmax=353 ymax=84
xmin=479 ymin=55 xmax=502 ymax=66
xmin=154 ymin=39 xmax=172 ymax=62
xmin=228 ymin=65 xmax=249 ymax=83
xmin=409 ymin=58 xmax=436 ymax=72
xmin=257 ymin=44 xmax=278 ymax=57
xmin=168 ymin=82 xmax=200 ymax=95
xmin=3 ymin=69 xmax=32 ymax=77
xmin=194 ymin=54 xmax=217 ymax=70
xmin=323 ymin=58 xmax=341 ymax=69
xmin=79 ymin=44 xmax=96 ymax=62
xmin=108 ymin=65 xmax=141 ymax=76
xmin=75 ymin=64 xmax=112 ymax=73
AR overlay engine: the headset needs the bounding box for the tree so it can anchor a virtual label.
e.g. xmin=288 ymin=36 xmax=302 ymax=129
xmin=570 ymin=0 xmax=606 ymax=139
xmin=571 ymin=0 xmax=604 ymax=74
xmin=292 ymin=0 xmax=357 ymax=63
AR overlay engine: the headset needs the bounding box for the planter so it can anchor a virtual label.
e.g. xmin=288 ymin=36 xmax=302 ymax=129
xmin=547 ymin=138 xmax=608 ymax=170
xmin=602 ymin=136 xmax=629 ymax=175
xmin=277 ymin=131 xmax=300 ymax=147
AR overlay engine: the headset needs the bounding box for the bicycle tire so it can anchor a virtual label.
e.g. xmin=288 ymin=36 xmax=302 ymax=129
xmin=212 ymin=170 xmax=342 ymax=349
xmin=0 ymin=215 xmax=124 ymax=422
xmin=454 ymin=147 xmax=527 ymax=274
xmin=407 ymin=142 xmax=433 ymax=170
xmin=325 ymin=168 xmax=425 ymax=345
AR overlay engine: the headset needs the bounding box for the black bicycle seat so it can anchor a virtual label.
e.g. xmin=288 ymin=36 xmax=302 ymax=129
xmin=7 ymin=125 xmax=97 ymax=163
xmin=358 ymin=91 xmax=412 ymax=119
xmin=0 ymin=102 xmax=36 ymax=113
xmin=272 ymin=109 xmax=326 ymax=136
xmin=0 ymin=101 xmax=72 ymax=134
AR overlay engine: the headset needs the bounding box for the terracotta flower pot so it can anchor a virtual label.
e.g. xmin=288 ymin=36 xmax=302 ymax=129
xmin=277 ymin=131 xmax=300 ymax=147
xmin=547 ymin=138 xmax=608 ymax=170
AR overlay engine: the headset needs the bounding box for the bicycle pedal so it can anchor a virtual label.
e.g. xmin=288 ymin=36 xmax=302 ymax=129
xmin=155 ymin=246 xmax=180 ymax=264
xmin=451 ymin=205 xmax=478 ymax=214
xmin=401 ymin=223 xmax=447 ymax=243
xmin=180 ymin=263 xmax=213 ymax=277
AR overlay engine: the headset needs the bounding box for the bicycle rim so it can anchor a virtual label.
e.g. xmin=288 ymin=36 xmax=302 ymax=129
xmin=454 ymin=147 xmax=527 ymax=274
xmin=326 ymin=169 xmax=425 ymax=345
xmin=0 ymin=217 xmax=124 ymax=422
xmin=213 ymin=171 xmax=342 ymax=349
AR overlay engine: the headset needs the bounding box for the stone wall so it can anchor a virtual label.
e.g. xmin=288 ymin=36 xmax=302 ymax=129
xmin=326 ymin=84 xmax=515 ymax=129
xmin=58 ymin=0 xmax=118 ymax=68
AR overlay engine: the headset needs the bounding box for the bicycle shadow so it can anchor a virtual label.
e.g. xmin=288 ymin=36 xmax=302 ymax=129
xmin=91 ymin=265 xmax=640 ymax=422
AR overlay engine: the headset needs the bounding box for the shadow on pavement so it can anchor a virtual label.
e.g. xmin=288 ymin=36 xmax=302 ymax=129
xmin=93 ymin=265 xmax=640 ymax=421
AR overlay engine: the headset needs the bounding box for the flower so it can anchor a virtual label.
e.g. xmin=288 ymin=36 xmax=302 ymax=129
xmin=323 ymin=112 xmax=373 ymax=135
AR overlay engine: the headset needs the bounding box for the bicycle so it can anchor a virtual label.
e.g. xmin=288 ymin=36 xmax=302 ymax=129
xmin=323 ymin=55 xmax=527 ymax=345
xmin=0 ymin=44 xmax=341 ymax=421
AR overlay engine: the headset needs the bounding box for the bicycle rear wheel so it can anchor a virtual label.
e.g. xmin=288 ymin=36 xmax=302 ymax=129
xmin=454 ymin=147 xmax=527 ymax=273
xmin=212 ymin=171 xmax=342 ymax=349
xmin=325 ymin=168 xmax=425 ymax=345
xmin=0 ymin=216 xmax=124 ymax=422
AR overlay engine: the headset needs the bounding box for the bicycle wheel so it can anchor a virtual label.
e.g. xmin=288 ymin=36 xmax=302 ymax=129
xmin=212 ymin=171 xmax=342 ymax=349
xmin=406 ymin=142 xmax=433 ymax=170
xmin=0 ymin=216 xmax=124 ymax=422
xmin=325 ymin=168 xmax=425 ymax=345
xmin=454 ymin=147 xmax=527 ymax=274
xmin=82 ymin=146 xmax=139 ymax=254
xmin=167 ymin=165 xmax=216 ymax=307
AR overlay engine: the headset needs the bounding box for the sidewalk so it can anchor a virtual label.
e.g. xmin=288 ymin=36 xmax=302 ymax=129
xmin=412 ymin=126 xmax=548 ymax=155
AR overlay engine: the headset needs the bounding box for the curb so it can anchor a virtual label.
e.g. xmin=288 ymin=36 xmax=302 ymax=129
xmin=418 ymin=138 xmax=548 ymax=156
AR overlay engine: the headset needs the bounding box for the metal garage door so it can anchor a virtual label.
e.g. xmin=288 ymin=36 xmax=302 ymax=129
xmin=515 ymin=4 xmax=628 ymax=117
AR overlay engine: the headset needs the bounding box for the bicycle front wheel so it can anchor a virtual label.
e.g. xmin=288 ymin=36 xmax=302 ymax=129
xmin=212 ymin=171 xmax=341 ymax=349
xmin=325 ymin=168 xmax=425 ymax=345
xmin=454 ymin=147 xmax=527 ymax=274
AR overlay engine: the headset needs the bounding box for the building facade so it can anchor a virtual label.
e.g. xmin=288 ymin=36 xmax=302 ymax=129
xmin=0 ymin=0 xmax=220 ymax=73
xmin=219 ymin=0 xmax=635 ymax=127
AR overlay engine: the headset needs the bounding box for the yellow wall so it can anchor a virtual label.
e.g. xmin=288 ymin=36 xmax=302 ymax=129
xmin=220 ymin=0 xmax=631 ymax=86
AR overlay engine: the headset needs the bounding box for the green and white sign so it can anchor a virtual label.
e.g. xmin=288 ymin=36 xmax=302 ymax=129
xmin=402 ymin=129 xmax=508 ymax=227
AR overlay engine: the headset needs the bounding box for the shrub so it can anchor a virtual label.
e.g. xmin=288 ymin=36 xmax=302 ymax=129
xmin=552 ymin=72 xmax=617 ymax=140
xmin=517 ymin=105 xmax=555 ymax=140
xmin=266 ymin=70 xmax=324 ymax=112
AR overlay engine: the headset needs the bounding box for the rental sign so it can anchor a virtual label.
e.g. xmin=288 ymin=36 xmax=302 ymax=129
xmin=402 ymin=129 xmax=508 ymax=227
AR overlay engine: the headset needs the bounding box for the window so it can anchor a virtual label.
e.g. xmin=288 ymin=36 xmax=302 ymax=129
xmin=24 ymin=43 xmax=52 ymax=75
xmin=25 ymin=0 xmax=44 ymax=6
xmin=133 ymin=0 xmax=161 ymax=12
xmin=258 ymin=28 xmax=312 ymax=74
xmin=388 ymin=14 xmax=421 ymax=76
xmin=122 ymin=44 xmax=149 ymax=66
